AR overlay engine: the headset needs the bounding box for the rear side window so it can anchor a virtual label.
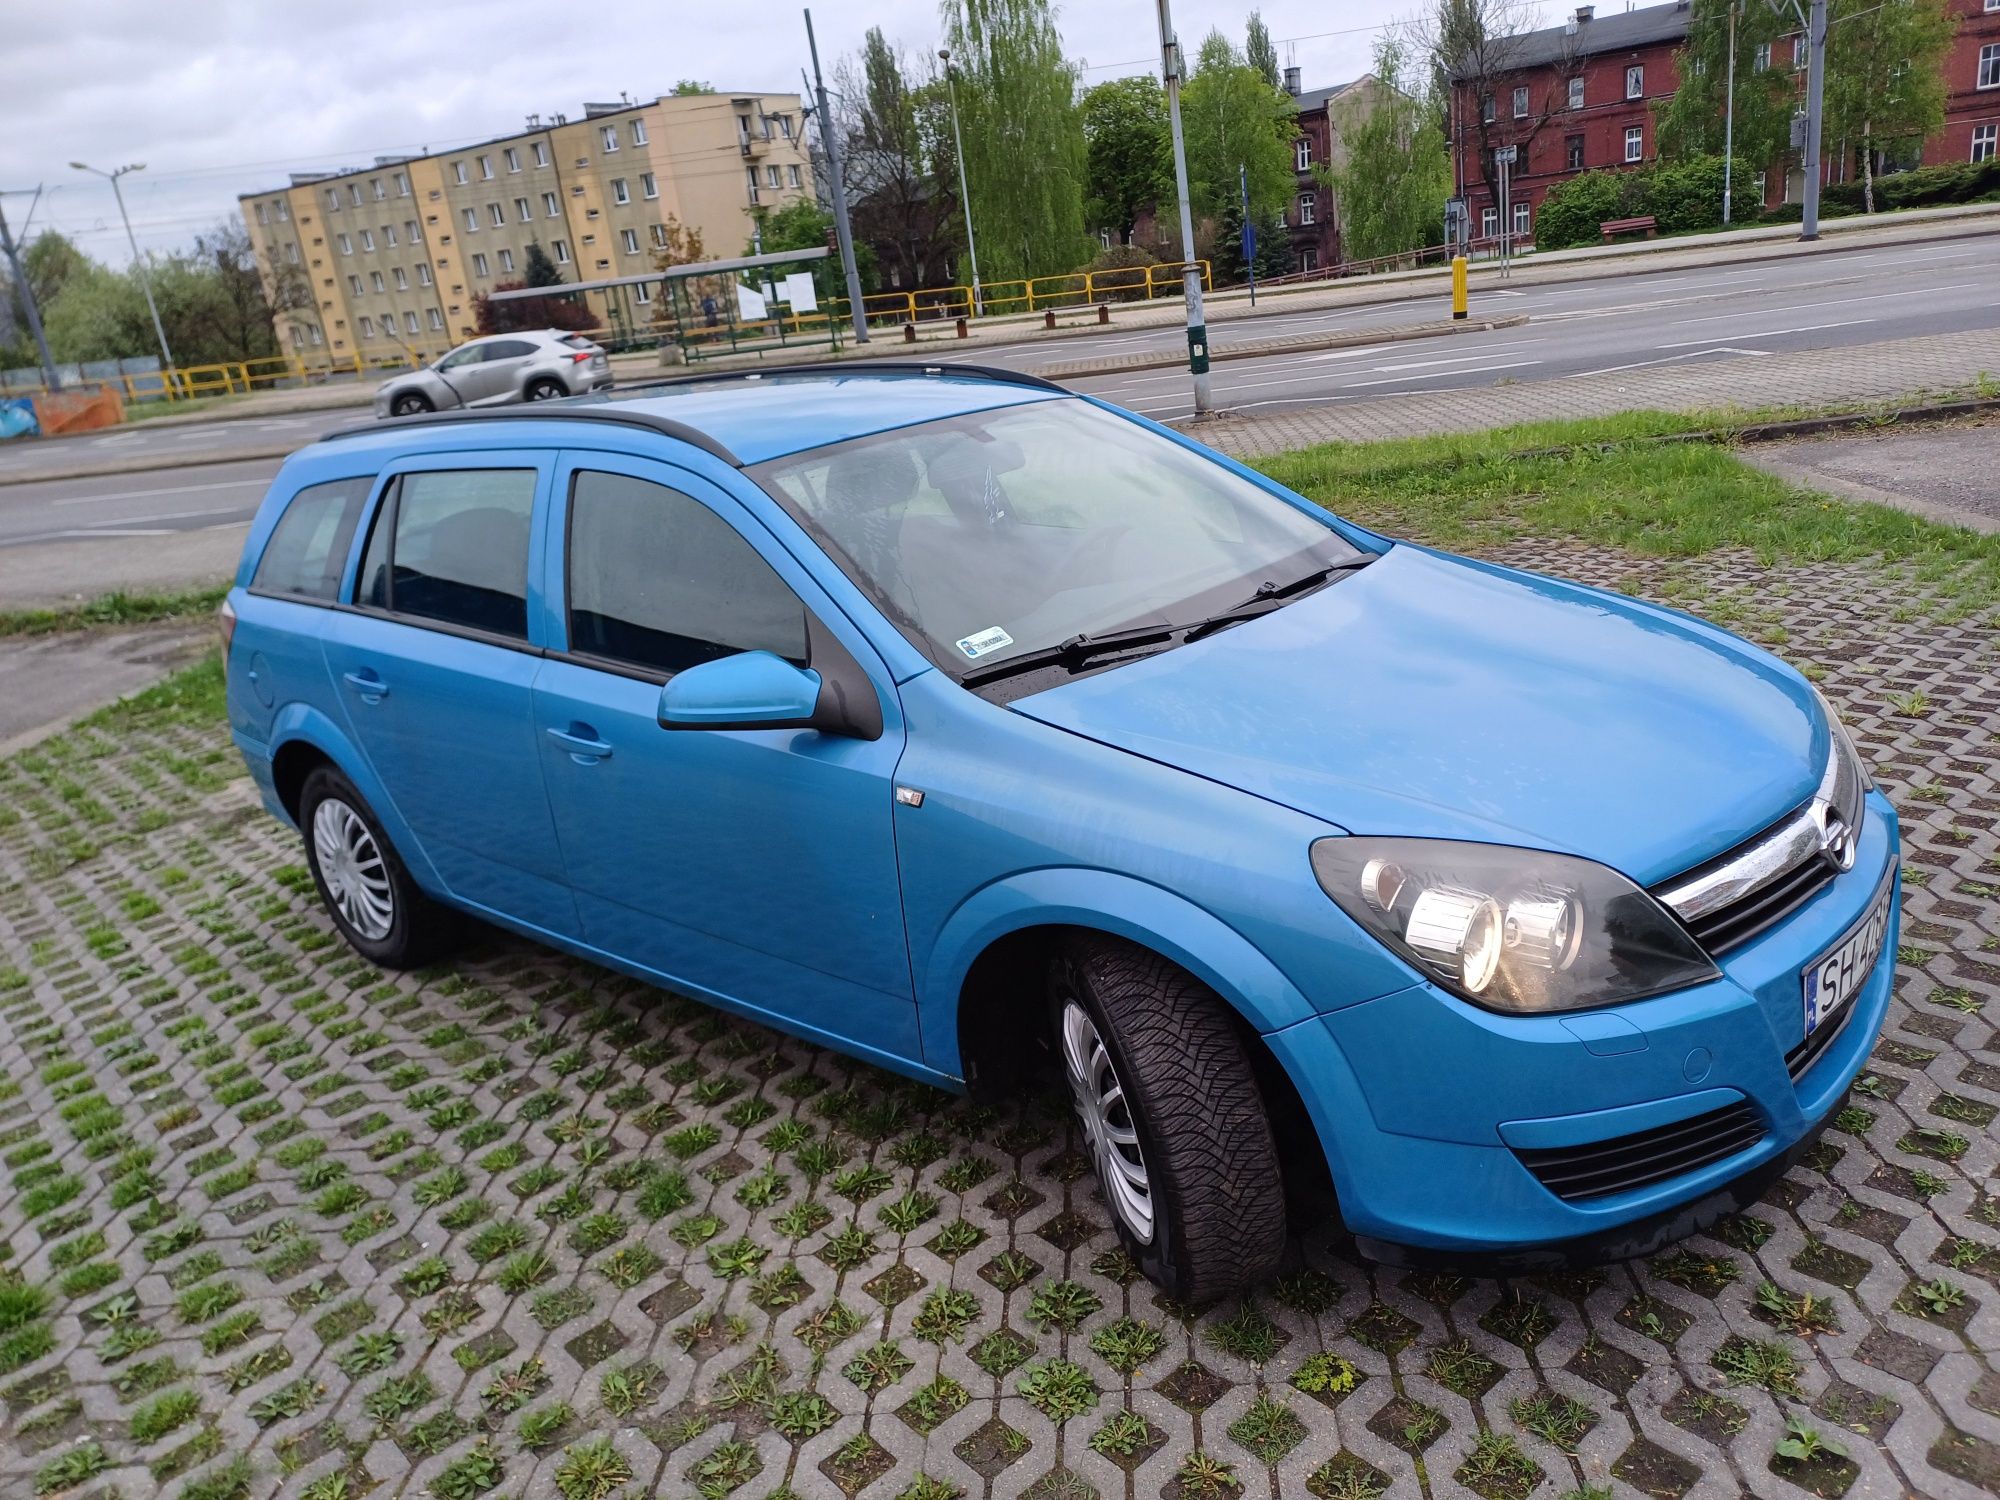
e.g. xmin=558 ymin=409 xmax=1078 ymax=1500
xmin=252 ymin=477 xmax=372 ymax=600
xmin=566 ymin=470 xmax=807 ymax=674
xmin=357 ymin=469 xmax=536 ymax=639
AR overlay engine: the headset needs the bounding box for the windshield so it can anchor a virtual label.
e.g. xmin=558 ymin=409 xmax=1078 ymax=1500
xmin=750 ymin=398 xmax=1366 ymax=677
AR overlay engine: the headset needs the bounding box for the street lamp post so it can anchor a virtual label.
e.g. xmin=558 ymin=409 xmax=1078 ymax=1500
xmin=70 ymin=161 xmax=174 ymax=374
xmin=938 ymin=51 xmax=984 ymax=317
xmin=1157 ymin=0 xmax=1211 ymax=414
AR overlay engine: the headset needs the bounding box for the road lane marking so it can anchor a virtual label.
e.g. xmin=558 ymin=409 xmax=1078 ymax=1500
xmin=1569 ymin=347 xmax=1772 ymax=377
xmin=1334 ymin=359 xmax=1543 ymax=390
xmin=1658 ymin=319 xmax=1874 ymax=348
xmin=53 ymin=477 xmax=272 ymax=508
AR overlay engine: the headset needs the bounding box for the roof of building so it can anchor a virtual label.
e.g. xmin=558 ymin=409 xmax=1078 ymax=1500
xmin=1450 ymin=0 xmax=1691 ymax=78
xmin=319 ymin=365 xmax=1067 ymax=467
xmin=1291 ymin=77 xmax=1367 ymax=113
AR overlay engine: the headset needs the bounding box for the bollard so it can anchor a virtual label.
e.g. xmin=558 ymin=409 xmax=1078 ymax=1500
xmin=902 ymin=322 xmax=917 ymax=344
xmin=1043 ymin=310 xmax=1057 ymax=331
xmin=955 ymin=316 xmax=968 ymax=339
xmin=1451 ymin=256 xmax=1469 ymax=321
xmin=1097 ymin=302 xmax=1110 ymax=325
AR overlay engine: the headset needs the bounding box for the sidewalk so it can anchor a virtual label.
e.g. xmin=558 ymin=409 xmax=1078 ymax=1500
xmin=1186 ymin=325 xmax=2000 ymax=458
xmin=55 ymin=200 xmax=2000 ymax=433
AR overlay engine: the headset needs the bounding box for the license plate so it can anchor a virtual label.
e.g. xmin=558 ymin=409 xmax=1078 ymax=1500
xmin=1802 ymin=869 xmax=1895 ymax=1037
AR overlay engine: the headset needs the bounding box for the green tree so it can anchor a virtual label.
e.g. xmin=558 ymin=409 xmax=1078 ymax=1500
xmin=1246 ymin=11 xmax=1281 ymax=89
xmin=671 ymin=79 xmax=715 ymax=95
xmin=1825 ymin=0 xmax=1955 ymax=211
xmin=522 ymin=241 xmax=564 ymax=288
xmin=940 ymin=0 xmax=1094 ymax=282
xmin=1082 ymin=76 xmax=1170 ymax=242
xmin=837 ymin=27 xmax=956 ymax=287
xmin=1179 ymin=31 xmax=1296 ymax=226
xmin=747 ymin=197 xmax=875 ymax=295
xmin=1328 ymin=40 xmax=1453 ymax=262
xmin=1425 ymin=0 xmax=1581 ymax=209
xmin=1656 ymin=0 xmax=1798 ymax=180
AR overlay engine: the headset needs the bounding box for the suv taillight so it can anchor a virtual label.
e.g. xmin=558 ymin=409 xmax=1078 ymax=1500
xmin=218 ymin=597 xmax=237 ymax=653
xmin=571 ymin=351 xmax=593 ymax=363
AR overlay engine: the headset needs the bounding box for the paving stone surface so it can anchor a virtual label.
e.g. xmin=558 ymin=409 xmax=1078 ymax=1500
xmin=0 ymin=540 xmax=1996 ymax=1500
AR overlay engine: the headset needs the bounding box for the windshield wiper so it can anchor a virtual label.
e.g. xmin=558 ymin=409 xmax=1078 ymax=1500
xmin=1179 ymin=556 xmax=1376 ymax=643
xmin=959 ymin=624 xmax=1180 ymax=687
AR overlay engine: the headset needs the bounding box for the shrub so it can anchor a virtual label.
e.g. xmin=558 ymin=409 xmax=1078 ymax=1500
xmin=1534 ymin=171 xmax=1644 ymax=250
xmin=1084 ymin=243 xmax=1160 ymax=301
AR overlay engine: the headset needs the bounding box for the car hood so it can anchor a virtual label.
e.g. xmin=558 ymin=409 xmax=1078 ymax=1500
xmin=1011 ymin=546 xmax=1824 ymax=886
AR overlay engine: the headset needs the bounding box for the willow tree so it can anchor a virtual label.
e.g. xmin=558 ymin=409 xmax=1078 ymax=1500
xmin=1655 ymin=0 xmax=1799 ymax=176
xmin=939 ymin=0 xmax=1094 ymax=282
xmin=1825 ymin=0 xmax=1954 ymax=211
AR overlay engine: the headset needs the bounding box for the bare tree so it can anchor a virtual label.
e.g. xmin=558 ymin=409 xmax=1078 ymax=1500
xmin=834 ymin=28 xmax=956 ymax=289
xmin=1420 ymin=0 xmax=1581 ymax=214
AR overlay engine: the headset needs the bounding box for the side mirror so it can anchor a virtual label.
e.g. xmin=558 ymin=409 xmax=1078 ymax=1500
xmin=658 ymin=651 xmax=837 ymax=734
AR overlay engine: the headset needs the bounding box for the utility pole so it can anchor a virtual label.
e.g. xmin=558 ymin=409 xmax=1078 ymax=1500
xmin=0 ymin=190 xmax=60 ymax=391
xmin=938 ymin=51 xmax=983 ymax=317
xmin=1238 ymin=163 xmax=1256 ymax=307
xmin=71 ymin=162 xmax=174 ymax=374
xmin=1798 ymin=0 xmax=1829 ymax=240
xmin=803 ymin=9 xmax=870 ymax=344
xmin=1723 ymin=0 xmax=1738 ymax=224
xmin=1157 ymin=0 xmax=1211 ymax=415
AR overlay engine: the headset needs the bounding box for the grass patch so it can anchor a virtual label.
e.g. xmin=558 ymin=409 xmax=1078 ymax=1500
xmin=1255 ymin=412 xmax=2000 ymax=613
xmin=0 ymin=585 xmax=227 ymax=639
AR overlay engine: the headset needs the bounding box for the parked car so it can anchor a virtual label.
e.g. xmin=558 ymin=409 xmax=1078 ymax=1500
xmin=372 ymin=330 xmax=611 ymax=418
xmin=223 ymin=366 xmax=1898 ymax=1299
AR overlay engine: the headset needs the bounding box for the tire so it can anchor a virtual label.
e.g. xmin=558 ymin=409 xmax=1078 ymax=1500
xmin=524 ymin=377 xmax=566 ymax=401
xmin=390 ymin=391 xmax=433 ymax=417
xmin=299 ymin=766 xmax=456 ymax=969
xmin=1053 ymin=936 xmax=1287 ymax=1302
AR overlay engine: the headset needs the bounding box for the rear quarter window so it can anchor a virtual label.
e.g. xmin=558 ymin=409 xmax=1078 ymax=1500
xmin=252 ymin=476 xmax=374 ymax=600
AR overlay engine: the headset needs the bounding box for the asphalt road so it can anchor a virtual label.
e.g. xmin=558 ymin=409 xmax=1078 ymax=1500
xmin=0 ymin=234 xmax=1992 ymax=568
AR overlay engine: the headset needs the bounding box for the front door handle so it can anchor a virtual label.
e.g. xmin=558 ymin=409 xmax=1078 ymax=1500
xmin=343 ymin=670 xmax=389 ymax=702
xmin=547 ymin=725 xmax=613 ymax=763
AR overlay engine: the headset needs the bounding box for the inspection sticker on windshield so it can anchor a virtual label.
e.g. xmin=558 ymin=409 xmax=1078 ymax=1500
xmin=1803 ymin=867 xmax=1895 ymax=1038
xmin=956 ymin=626 xmax=1014 ymax=660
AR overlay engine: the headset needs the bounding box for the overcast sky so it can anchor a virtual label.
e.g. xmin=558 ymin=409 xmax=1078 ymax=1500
xmin=0 ymin=0 xmax=1531 ymax=267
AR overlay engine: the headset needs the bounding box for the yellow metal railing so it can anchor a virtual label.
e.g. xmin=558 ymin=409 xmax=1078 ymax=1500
xmin=0 ymin=346 xmax=451 ymax=404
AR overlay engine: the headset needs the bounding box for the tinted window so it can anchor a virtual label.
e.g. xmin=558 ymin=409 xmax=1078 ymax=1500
xmin=436 ymin=344 xmax=486 ymax=371
xmin=253 ymin=477 xmax=372 ymax=600
xmin=484 ymin=340 xmax=536 ymax=360
xmin=566 ymin=470 xmax=807 ymax=675
xmin=358 ymin=470 xmax=536 ymax=638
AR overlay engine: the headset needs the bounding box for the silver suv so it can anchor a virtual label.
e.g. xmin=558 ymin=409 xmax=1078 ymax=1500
xmin=374 ymin=330 xmax=611 ymax=418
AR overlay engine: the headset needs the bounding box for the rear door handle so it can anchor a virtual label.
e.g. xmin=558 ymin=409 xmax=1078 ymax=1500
xmin=343 ymin=670 xmax=389 ymax=702
xmin=547 ymin=725 xmax=613 ymax=762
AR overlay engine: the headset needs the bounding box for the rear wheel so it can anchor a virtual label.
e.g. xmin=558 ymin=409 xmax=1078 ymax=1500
xmin=524 ymin=377 xmax=566 ymax=401
xmin=390 ymin=391 xmax=432 ymax=416
xmin=1053 ymin=936 xmax=1287 ymax=1302
xmin=299 ymin=766 xmax=456 ymax=969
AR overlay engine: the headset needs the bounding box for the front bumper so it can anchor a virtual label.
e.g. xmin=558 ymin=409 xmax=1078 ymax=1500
xmin=1267 ymin=789 xmax=1900 ymax=1261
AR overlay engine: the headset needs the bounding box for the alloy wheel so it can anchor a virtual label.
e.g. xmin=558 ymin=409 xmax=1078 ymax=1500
xmin=1061 ymin=1000 xmax=1154 ymax=1244
xmin=311 ymin=797 xmax=395 ymax=941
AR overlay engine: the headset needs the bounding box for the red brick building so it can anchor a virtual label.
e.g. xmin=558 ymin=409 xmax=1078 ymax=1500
xmin=1938 ymin=0 xmax=2000 ymax=166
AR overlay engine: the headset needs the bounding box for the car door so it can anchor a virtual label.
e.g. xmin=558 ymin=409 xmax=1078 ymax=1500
xmin=319 ymin=453 xmax=580 ymax=936
xmin=531 ymin=451 xmax=918 ymax=1063
xmin=429 ymin=344 xmax=488 ymax=409
xmin=465 ymin=339 xmax=536 ymax=405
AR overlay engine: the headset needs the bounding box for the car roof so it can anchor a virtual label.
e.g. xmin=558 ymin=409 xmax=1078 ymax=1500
xmin=324 ymin=364 xmax=1068 ymax=467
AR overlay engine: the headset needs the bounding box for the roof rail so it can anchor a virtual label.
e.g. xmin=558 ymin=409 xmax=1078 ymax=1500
xmin=612 ymin=360 xmax=1068 ymax=397
xmin=315 ymin=404 xmax=743 ymax=467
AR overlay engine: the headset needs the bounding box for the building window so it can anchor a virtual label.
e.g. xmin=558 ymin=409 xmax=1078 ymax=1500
xmin=359 ymin=316 xmax=375 ymax=337
xmin=631 ymin=119 xmax=648 ymax=146
xmin=746 ymin=166 xmax=761 ymax=204
xmin=1568 ymin=76 xmax=1584 ymax=109
xmin=359 ymin=229 xmax=375 ymax=251
xmin=1513 ymin=201 xmax=1531 ymax=237
xmin=396 ymin=172 xmax=410 ymax=196
xmin=601 ymin=124 xmax=620 ymax=152
xmin=478 ymin=155 xmax=493 ymax=180
xmin=777 ymin=114 xmax=793 ymax=139
xmin=621 ymin=228 xmax=640 ymax=253
xmin=533 ymin=141 xmax=549 ymax=168
xmin=1299 ymin=246 xmax=1318 ymax=272
xmin=1513 ymin=85 xmax=1529 ymax=119
xmin=1297 ymin=192 xmax=1317 ymax=225
xmin=284 ymin=242 xmax=300 ymax=264
xmin=505 ymin=148 xmax=521 ymax=172
xmin=1983 ymin=44 xmax=2000 ymax=89
xmin=405 ymin=311 xmax=420 ymax=335
xmin=498 ymin=248 xmax=515 ymax=272
xmin=1975 ymin=124 xmax=1998 ymax=161
xmin=348 ymin=274 xmax=364 ymax=295
xmin=427 ymin=307 xmax=444 ymax=330
xmin=612 ymin=178 xmax=630 ymax=204
xmin=641 ymin=172 xmax=658 ymax=199
xmin=289 ymin=324 xmax=303 ymax=348
xmin=1626 ymin=65 xmax=1644 ymax=99
xmin=405 ymin=220 xmax=421 ymax=243
xmin=325 ymin=188 xmax=340 ymax=211
xmin=1754 ymin=41 xmax=1772 ymax=72
xmin=337 ymin=232 xmax=352 ymax=254
xmin=371 ymin=178 xmax=385 ymax=200
xmin=417 ymin=263 xmax=433 ymax=286
xmin=1295 ymin=137 xmax=1312 ymax=170
xmin=513 ymin=197 xmax=531 ymax=223
xmin=543 ymin=191 xmax=561 ymax=218
xmin=765 ymin=165 xmax=782 ymax=188
xmin=1481 ymin=93 xmax=1496 ymax=123
xmin=370 ymin=270 xmax=385 ymax=292
xmin=453 ymin=160 xmax=468 ymax=185
xmin=1625 ymin=124 xmax=1645 ymax=162
xmin=256 ymin=203 xmax=269 ymax=225
xmin=1481 ymin=206 xmax=1498 ymax=238
xmin=309 ymin=324 xmax=323 ymax=346
xmin=650 ymin=223 xmax=669 ymax=248
xmin=348 ymin=184 xmax=362 ymax=206
xmin=787 ymin=164 xmax=802 ymax=189
xmin=633 ymin=280 xmax=651 ymax=304
xmin=462 ymin=208 xmax=479 ymax=232
xmin=383 ymin=224 xmax=397 ymax=247
xmin=487 ymin=203 xmax=504 ymax=227
xmin=1567 ymin=133 xmax=1585 ymax=170
xmin=553 ymin=239 xmax=571 ymax=263
xmin=393 ymin=266 xmax=408 ymax=289
xmin=472 ymin=252 xmax=489 ymax=276
xmin=277 ymin=199 xmax=290 ymax=221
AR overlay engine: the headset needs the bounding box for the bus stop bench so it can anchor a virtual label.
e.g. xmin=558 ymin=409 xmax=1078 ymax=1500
xmin=1600 ymin=216 xmax=1658 ymax=242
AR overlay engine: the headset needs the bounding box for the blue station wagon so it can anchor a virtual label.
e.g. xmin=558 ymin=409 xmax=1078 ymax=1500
xmin=223 ymin=366 xmax=1899 ymax=1299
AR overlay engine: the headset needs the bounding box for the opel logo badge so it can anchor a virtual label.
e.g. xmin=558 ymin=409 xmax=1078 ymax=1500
xmin=1812 ymin=801 xmax=1857 ymax=872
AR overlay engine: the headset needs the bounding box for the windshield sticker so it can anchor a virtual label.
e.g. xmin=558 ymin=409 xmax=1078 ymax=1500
xmin=956 ymin=626 xmax=1015 ymax=660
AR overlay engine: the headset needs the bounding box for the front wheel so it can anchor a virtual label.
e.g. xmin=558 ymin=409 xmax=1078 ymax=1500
xmin=1053 ymin=937 xmax=1287 ymax=1302
xmin=390 ymin=391 xmax=433 ymax=416
xmin=524 ymin=377 xmax=565 ymax=401
xmin=299 ymin=766 xmax=456 ymax=969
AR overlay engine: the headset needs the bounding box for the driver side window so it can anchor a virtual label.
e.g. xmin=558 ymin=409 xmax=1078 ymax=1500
xmin=437 ymin=345 xmax=485 ymax=371
xmin=565 ymin=470 xmax=809 ymax=675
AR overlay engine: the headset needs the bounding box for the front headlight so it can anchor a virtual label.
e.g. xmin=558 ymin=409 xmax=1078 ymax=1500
xmin=1310 ymin=837 xmax=1720 ymax=1014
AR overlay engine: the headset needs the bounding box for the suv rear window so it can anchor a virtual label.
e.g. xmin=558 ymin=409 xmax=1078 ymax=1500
xmin=558 ymin=334 xmax=595 ymax=350
xmin=358 ymin=469 xmax=537 ymax=639
xmin=252 ymin=477 xmax=372 ymax=600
